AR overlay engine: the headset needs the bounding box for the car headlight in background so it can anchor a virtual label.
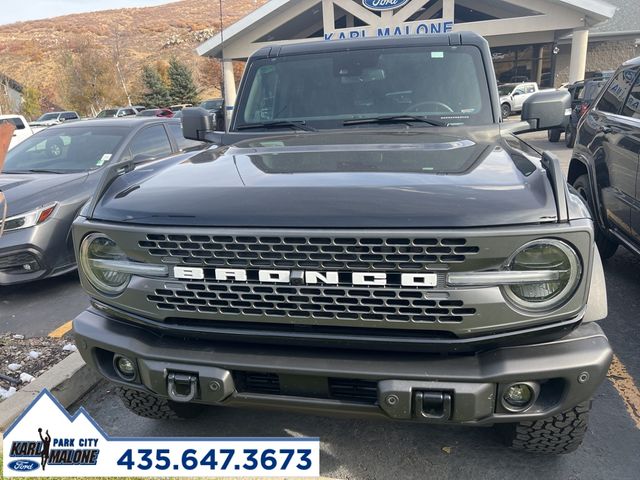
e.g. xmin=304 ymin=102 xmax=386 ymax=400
xmin=2 ymin=203 xmax=57 ymax=232
xmin=447 ymin=238 xmax=582 ymax=311
xmin=503 ymin=239 xmax=581 ymax=310
xmin=79 ymin=233 xmax=168 ymax=295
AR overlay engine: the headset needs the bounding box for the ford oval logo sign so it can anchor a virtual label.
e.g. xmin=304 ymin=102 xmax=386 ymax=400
xmin=362 ymin=0 xmax=410 ymax=11
xmin=8 ymin=460 xmax=40 ymax=472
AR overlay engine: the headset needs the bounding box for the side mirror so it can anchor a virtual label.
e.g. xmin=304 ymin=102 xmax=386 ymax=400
xmin=213 ymin=107 xmax=226 ymax=132
xmin=182 ymin=107 xmax=215 ymax=141
xmin=521 ymin=90 xmax=571 ymax=130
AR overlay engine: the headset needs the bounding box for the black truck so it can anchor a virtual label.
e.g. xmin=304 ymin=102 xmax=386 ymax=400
xmin=72 ymin=33 xmax=612 ymax=454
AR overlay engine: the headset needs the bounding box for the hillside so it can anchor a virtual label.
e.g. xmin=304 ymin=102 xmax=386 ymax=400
xmin=0 ymin=0 xmax=268 ymax=113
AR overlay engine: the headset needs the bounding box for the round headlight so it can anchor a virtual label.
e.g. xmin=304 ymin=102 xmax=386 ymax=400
xmin=503 ymin=239 xmax=581 ymax=310
xmin=79 ymin=233 xmax=130 ymax=294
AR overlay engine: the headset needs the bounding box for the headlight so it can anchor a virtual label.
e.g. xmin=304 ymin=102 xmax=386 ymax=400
xmin=503 ymin=239 xmax=581 ymax=310
xmin=79 ymin=233 xmax=131 ymax=294
xmin=2 ymin=203 xmax=57 ymax=232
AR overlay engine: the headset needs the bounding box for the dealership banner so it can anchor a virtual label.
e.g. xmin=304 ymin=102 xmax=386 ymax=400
xmin=3 ymin=390 xmax=320 ymax=477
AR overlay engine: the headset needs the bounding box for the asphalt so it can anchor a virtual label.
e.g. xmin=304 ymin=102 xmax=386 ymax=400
xmin=2 ymin=129 xmax=639 ymax=479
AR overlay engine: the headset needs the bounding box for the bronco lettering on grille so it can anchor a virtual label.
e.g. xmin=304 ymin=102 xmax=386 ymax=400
xmin=174 ymin=267 xmax=437 ymax=287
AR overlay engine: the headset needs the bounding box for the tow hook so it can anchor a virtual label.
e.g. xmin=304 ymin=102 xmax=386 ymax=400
xmin=167 ymin=372 xmax=198 ymax=403
xmin=413 ymin=391 xmax=453 ymax=420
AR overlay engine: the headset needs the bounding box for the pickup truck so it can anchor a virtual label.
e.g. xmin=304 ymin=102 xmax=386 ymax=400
xmin=0 ymin=115 xmax=33 ymax=150
xmin=72 ymin=33 xmax=611 ymax=454
xmin=498 ymin=82 xmax=549 ymax=118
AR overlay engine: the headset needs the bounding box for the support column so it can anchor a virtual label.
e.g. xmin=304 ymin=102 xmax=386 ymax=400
xmin=568 ymin=28 xmax=589 ymax=83
xmin=442 ymin=0 xmax=455 ymax=20
xmin=222 ymin=59 xmax=237 ymax=125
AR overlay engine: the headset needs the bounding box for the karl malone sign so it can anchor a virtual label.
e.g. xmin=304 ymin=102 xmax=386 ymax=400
xmin=325 ymin=0 xmax=454 ymax=42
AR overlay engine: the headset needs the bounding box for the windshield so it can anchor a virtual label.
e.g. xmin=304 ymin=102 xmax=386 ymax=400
xmin=497 ymin=85 xmax=514 ymax=96
xmin=97 ymin=109 xmax=118 ymax=118
xmin=37 ymin=113 xmax=59 ymax=121
xmin=235 ymin=45 xmax=493 ymax=130
xmin=3 ymin=126 xmax=128 ymax=173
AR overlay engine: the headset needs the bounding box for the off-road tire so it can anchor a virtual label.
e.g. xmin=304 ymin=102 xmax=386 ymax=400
xmin=502 ymin=401 xmax=591 ymax=454
xmin=116 ymin=386 xmax=206 ymax=420
xmin=572 ymin=174 xmax=618 ymax=259
xmin=501 ymin=103 xmax=512 ymax=119
xmin=547 ymin=127 xmax=562 ymax=143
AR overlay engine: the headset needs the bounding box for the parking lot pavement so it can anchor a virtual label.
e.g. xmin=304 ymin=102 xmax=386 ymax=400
xmin=4 ymin=128 xmax=640 ymax=478
xmin=0 ymin=271 xmax=87 ymax=337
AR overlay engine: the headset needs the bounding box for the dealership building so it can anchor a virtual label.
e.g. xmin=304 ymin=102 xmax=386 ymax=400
xmin=197 ymin=0 xmax=639 ymax=113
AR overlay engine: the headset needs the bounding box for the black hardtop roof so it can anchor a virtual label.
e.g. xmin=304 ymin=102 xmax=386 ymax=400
xmin=252 ymin=32 xmax=487 ymax=59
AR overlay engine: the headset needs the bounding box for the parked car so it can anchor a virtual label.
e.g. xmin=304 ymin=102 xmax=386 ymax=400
xmin=72 ymin=33 xmax=610 ymax=455
xmin=136 ymin=108 xmax=174 ymax=118
xmin=199 ymin=99 xmax=224 ymax=112
xmin=498 ymin=82 xmax=548 ymax=118
xmin=564 ymin=79 xmax=606 ymax=147
xmin=569 ymin=56 xmax=640 ymax=259
xmin=0 ymin=115 xmax=34 ymax=150
xmin=30 ymin=111 xmax=79 ymax=128
xmin=96 ymin=107 xmax=137 ymax=118
xmin=0 ymin=118 xmax=205 ymax=285
xmin=169 ymin=104 xmax=193 ymax=112
xmin=131 ymin=105 xmax=147 ymax=113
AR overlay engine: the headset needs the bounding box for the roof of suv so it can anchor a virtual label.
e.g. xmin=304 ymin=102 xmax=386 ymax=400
xmin=47 ymin=117 xmax=179 ymax=129
xmin=252 ymin=32 xmax=486 ymax=59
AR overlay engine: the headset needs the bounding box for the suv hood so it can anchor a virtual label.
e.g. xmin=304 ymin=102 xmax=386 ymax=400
xmin=93 ymin=129 xmax=557 ymax=228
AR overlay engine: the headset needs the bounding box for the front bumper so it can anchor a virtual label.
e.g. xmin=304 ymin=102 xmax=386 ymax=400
xmin=74 ymin=308 xmax=612 ymax=425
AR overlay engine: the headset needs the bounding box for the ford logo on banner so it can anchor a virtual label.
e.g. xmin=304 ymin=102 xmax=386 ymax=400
xmin=362 ymin=0 xmax=410 ymax=11
xmin=8 ymin=460 xmax=40 ymax=472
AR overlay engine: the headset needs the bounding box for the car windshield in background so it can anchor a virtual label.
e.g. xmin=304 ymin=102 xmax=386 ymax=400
xmin=3 ymin=126 xmax=128 ymax=173
xmin=97 ymin=109 xmax=118 ymax=118
xmin=137 ymin=109 xmax=160 ymax=116
xmin=37 ymin=113 xmax=59 ymax=121
xmin=497 ymin=85 xmax=514 ymax=96
xmin=236 ymin=46 xmax=493 ymax=130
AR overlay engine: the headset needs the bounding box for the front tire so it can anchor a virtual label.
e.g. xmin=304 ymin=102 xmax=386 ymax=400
xmin=116 ymin=386 xmax=206 ymax=420
xmin=572 ymin=174 xmax=618 ymax=259
xmin=501 ymin=103 xmax=512 ymax=119
xmin=501 ymin=402 xmax=591 ymax=454
xmin=547 ymin=127 xmax=562 ymax=143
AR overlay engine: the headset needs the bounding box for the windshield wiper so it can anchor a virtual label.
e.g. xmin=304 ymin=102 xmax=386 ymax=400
xmin=3 ymin=169 xmax=68 ymax=174
xmin=343 ymin=115 xmax=447 ymax=127
xmin=236 ymin=120 xmax=317 ymax=132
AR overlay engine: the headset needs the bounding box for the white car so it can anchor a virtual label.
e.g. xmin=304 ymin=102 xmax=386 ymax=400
xmin=498 ymin=82 xmax=547 ymax=118
xmin=30 ymin=111 xmax=80 ymax=128
xmin=0 ymin=115 xmax=34 ymax=150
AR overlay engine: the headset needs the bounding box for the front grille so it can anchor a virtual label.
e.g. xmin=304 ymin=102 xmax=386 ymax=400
xmin=138 ymin=234 xmax=479 ymax=271
xmin=148 ymin=282 xmax=476 ymax=324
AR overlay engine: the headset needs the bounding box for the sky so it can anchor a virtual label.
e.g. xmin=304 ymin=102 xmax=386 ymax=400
xmin=0 ymin=0 xmax=181 ymax=25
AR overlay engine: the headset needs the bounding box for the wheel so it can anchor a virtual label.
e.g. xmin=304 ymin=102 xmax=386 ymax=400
xmin=547 ymin=128 xmax=562 ymax=143
xmin=501 ymin=103 xmax=512 ymax=119
xmin=572 ymin=174 xmax=618 ymax=259
xmin=116 ymin=386 xmax=206 ymax=420
xmin=565 ymin=125 xmax=576 ymax=148
xmin=501 ymin=401 xmax=591 ymax=454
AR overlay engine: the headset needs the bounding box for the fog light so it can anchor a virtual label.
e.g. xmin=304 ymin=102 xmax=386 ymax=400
xmin=114 ymin=355 xmax=136 ymax=381
xmin=501 ymin=382 xmax=539 ymax=412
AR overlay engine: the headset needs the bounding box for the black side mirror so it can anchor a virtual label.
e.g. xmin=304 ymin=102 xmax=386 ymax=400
xmin=182 ymin=107 xmax=215 ymax=141
xmin=521 ymin=90 xmax=571 ymax=130
xmin=213 ymin=107 xmax=226 ymax=132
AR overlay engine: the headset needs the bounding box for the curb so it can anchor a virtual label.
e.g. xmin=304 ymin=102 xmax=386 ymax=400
xmin=0 ymin=351 xmax=99 ymax=433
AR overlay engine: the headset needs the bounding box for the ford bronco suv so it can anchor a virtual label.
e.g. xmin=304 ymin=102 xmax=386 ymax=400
xmin=72 ymin=33 xmax=612 ymax=454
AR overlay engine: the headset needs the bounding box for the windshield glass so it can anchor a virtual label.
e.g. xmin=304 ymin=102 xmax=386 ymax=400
xmin=37 ymin=113 xmax=59 ymax=121
xmin=497 ymin=85 xmax=514 ymax=96
xmin=236 ymin=45 xmax=493 ymax=130
xmin=97 ymin=109 xmax=117 ymax=118
xmin=3 ymin=126 xmax=128 ymax=173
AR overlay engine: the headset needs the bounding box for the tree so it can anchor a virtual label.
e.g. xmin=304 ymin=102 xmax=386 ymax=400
xmin=21 ymin=87 xmax=42 ymax=120
xmin=168 ymin=58 xmax=199 ymax=105
xmin=140 ymin=66 xmax=170 ymax=107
